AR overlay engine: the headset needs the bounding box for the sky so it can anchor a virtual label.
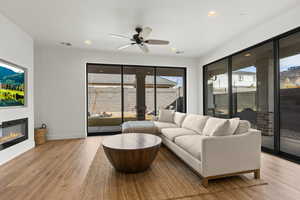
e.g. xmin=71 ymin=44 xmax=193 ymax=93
xmin=280 ymin=54 xmax=300 ymax=72
xmin=238 ymin=66 xmax=256 ymax=72
xmin=161 ymin=76 xmax=183 ymax=87
xmin=0 ymin=61 xmax=24 ymax=73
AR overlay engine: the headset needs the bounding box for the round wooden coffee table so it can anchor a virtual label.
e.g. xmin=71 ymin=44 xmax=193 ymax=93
xmin=102 ymin=133 xmax=162 ymax=173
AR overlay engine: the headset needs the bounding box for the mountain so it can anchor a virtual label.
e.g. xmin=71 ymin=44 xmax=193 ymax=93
xmin=0 ymin=66 xmax=16 ymax=81
xmin=2 ymin=73 xmax=24 ymax=85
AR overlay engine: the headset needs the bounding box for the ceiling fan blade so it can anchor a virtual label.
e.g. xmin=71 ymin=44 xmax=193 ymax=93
xmin=118 ymin=43 xmax=134 ymax=50
xmin=139 ymin=27 xmax=152 ymax=39
xmin=138 ymin=44 xmax=149 ymax=53
xmin=145 ymin=39 xmax=170 ymax=45
xmin=110 ymin=33 xmax=131 ymax=40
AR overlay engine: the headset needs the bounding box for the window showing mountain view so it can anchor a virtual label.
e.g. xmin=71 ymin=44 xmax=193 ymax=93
xmin=0 ymin=61 xmax=25 ymax=107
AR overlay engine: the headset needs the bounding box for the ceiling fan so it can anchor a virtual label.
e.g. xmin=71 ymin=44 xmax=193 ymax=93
xmin=110 ymin=26 xmax=170 ymax=53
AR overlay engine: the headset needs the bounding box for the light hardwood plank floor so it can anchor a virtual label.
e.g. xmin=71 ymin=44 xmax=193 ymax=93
xmin=0 ymin=136 xmax=300 ymax=200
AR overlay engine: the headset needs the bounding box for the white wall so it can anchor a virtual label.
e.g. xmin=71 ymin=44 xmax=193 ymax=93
xmin=34 ymin=45 xmax=199 ymax=140
xmin=0 ymin=13 xmax=34 ymax=165
xmin=198 ymin=4 xmax=300 ymax=114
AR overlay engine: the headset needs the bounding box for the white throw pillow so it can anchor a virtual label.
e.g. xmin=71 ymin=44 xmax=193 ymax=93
xmin=181 ymin=114 xmax=209 ymax=134
xmin=203 ymin=117 xmax=229 ymax=136
xmin=158 ymin=109 xmax=175 ymax=123
xmin=226 ymin=118 xmax=240 ymax=135
xmin=174 ymin=112 xmax=186 ymax=127
xmin=234 ymin=120 xmax=251 ymax=135
xmin=203 ymin=117 xmax=240 ymax=136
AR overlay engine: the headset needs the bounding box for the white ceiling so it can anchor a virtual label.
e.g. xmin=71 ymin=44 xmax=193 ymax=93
xmin=0 ymin=0 xmax=298 ymax=58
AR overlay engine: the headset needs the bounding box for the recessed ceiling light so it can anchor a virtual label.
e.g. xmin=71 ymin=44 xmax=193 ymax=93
xmin=60 ymin=42 xmax=72 ymax=46
xmin=208 ymin=11 xmax=217 ymax=17
xmin=245 ymin=53 xmax=251 ymax=57
xmin=85 ymin=40 xmax=92 ymax=45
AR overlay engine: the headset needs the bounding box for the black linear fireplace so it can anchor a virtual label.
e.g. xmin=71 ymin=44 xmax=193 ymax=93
xmin=0 ymin=118 xmax=28 ymax=151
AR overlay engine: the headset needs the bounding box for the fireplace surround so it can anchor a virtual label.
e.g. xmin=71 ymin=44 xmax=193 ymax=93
xmin=0 ymin=118 xmax=28 ymax=151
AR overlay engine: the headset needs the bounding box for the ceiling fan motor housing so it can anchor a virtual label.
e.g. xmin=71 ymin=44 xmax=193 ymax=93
xmin=133 ymin=33 xmax=143 ymax=44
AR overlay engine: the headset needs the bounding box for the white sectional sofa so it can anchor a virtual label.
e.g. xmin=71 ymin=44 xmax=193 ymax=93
xmin=128 ymin=110 xmax=262 ymax=187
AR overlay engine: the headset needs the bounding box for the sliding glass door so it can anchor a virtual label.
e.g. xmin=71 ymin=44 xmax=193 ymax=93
xmin=204 ymin=43 xmax=275 ymax=150
xmin=87 ymin=64 xmax=186 ymax=135
xmin=204 ymin=59 xmax=229 ymax=118
xmin=203 ymin=27 xmax=300 ymax=161
xmin=231 ymin=42 xmax=274 ymax=150
xmin=279 ymin=31 xmax=300 ymax=157
xmin=87 ymin=65 xmax=122 ymax=133
xmin=123 ymin=67 xmax=155 ymax=121
xmin=156 ymin=67 xmax=186 ymax=113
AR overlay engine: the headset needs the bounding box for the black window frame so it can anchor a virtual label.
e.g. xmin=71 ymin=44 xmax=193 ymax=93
xmin=203 ymin=58 xmax=230 ymax=118
xmin=86 ymin=63 xmax=187 ymax=136
xmin=203 ymin=26 xmax=300 ymax=164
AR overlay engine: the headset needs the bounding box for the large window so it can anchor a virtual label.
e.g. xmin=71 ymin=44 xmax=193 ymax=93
xmin=204 ymin=59 xmax=229 ymax=117
xmin=87 ymin=65 xmax=122 ymax=133
xmin=156 ymin=67 xmax=186 ymax=113
xmin=87 ymin=64 xmax=186 ymax=135
xmin=203 ymin=27 xmax=300 ymax=162
xmin=279 ymin=31 xmax=300 ymax=157
xmin=232 ymin=42 xmax=274 ymax=150
xmin=123 ymin=67 xmax=155 ymax=121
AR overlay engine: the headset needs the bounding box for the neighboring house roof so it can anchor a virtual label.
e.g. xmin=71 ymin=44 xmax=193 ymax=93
xmin=88 ymin=73 xmax=177 ymax=88
xmin=280 ymin=68 xmax=300 ymax=78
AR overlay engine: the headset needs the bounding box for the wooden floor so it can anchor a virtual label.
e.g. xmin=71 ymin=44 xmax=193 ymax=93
xmin=0 ymin=137 xmax=300 ymax=200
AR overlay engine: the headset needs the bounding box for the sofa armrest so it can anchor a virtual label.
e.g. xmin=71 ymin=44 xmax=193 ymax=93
xmin=200 ymin=129 xmax=261 ymax=177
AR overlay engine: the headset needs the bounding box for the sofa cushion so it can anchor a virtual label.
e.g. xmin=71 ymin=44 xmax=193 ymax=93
xmin=174 ymin=112 xmax=186 ymax=127
xmin=227 ymin=118 xmax=240 ymax=135
xmin=181 ymin=114 xmax=209 ymax=134
xmin=158 ymin=109 xmax=175 ymax=123
xmin=161 ymin=128 xmax=197 ymax=141
xmin=154 ymin=121 xmax=178 ymax=132
xmin=234 ymin=120 xmax=251 ymax=135
xmin=203 ymin=117 xmax=229 ymax=136
xmin=203 ymin=117 xmax=240 ymax=136
xmin=174 ymin=135 xmax=205 ymax=160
